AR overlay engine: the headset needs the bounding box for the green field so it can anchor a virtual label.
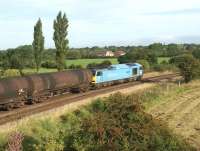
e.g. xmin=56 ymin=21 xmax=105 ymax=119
xmin=66 ymin=58 xmax=118 ymax=68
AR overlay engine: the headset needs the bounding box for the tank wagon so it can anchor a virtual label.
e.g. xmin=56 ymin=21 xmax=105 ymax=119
xmin=0 ymin=70 xmax=92 ymax=110
xmin=0 ymin=63 xmax=143 ymax=111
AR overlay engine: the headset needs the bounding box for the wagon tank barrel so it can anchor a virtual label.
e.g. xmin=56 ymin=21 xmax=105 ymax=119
xmin=0 ymin=69 xmax=93 ymax=110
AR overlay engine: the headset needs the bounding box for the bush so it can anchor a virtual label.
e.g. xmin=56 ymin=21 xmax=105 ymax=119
xmin=87 ymin=60 xmax=112 ymax=69
xmin=41 ymin=61 xmax=57 ymax=69
xmin=152 ymin=63 xmax=177 ymax=72
xmin=137 ymin=59 xmax=150 ymax=71
xmin=192 ymin=49 xmax=200 ymax=60
xmin=68 ymin=93 xmax=194 ymax=151
xmin=2 ymin=87 xmax=195 ymax=151
xmin=3 ymin=69 xmax=21 ymax=77
xmin=170 ymin=54 xmax=200 ymax=82
xmin=67 ymin=64 xmax=83 ymax=69
xmin=118 ymin=49 xmax=158 ymax=65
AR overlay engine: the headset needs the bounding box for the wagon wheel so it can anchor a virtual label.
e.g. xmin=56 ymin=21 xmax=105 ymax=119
xmin=5 ymin=104 xmax=13 ymax=111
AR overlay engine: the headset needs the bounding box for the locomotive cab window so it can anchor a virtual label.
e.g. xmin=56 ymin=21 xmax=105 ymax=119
xmin=132 ymin=68 xmax=138 ymax=75
xmin=92 ymin=70 xmax=96 ymax=76
xmin=97 ymin=71 xmax=103 ymax=76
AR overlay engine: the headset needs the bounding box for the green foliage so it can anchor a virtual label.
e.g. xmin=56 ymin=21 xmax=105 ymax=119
xmin=118 ymin=49 xmax=158 ymax=65
xmin=87 ymin=60 xmax=112 ymax=69
xmin=32 ymin=18 xmax=45 ymax=72
xmin=67 ymin=64 xmax=83 ymax=69
xmin=4 ymin=45 xmax=34 ymax=76
xmin=2 ymin=86 xmax=196 ymax=151
xmin=66 ymin=50 xmax=82 ymax=59
xmin=192 ymin=49 xmax=200 ymax=60
xmin=41 ymin=61 xmax=57 ymax=69
xmin=53 ymin=11 xmax=69 ymax=71
xmin=22 ymin=119 xmax=65 ymax=151
xmin=153 ymin=62 xmax=177 ymax=72
xmin=2 ymin=69 xmax=21 ymax=77
xmin=68 ymin=93 xmax=194 ymax=151
xmin=137 ymin=59 xmax=150 ymax=71
xmin=170 ymin=54 xmax=200 ymax=82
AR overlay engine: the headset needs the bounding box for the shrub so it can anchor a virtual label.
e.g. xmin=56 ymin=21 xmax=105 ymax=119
xmin=68 ymin=93 xmax=194 ymax=151
xmin=152 ymin=63 xmax=177 ymax=72
xmin=41 ymin=61 xmax=57 ymax=69
xmin=67 ymin=64 xmax=83 ymax=69
xmin=3 ymin=69 xmax=21 ymax=77
xmin=170 ymin=54 xmax=200 ymax=82
xmin=137 ymin=59 xmax=150 ymax=71
xmin=87 ymin=60 xmax=112 ymax=69
xmin=3 ymin=88 xmax=195 ymax=151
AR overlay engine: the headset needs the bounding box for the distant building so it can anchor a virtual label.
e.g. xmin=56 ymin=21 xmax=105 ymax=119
xmin=114 ymin=50 xmax=126 ymax=57
xmin=95 ymin=51 xmax=114 ymax=57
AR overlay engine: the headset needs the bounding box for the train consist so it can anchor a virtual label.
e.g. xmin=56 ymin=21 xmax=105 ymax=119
xmin=0 ymin=63 xmax=143 ymax=110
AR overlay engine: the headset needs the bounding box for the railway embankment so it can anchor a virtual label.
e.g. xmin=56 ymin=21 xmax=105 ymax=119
xmin=0 ymin=79 xmax=197 ymax=151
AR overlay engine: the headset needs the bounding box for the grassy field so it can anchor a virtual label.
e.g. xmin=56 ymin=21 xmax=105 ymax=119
xmin=66 ymin=58 xmax=118 ymax=68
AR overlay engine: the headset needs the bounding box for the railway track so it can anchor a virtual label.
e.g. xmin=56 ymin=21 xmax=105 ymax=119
xmin=0 ymin=73 xmax=181 ymax=125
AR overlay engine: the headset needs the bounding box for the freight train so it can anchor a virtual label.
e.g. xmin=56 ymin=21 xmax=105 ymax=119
xmin=0 ymin=63 xmax=143 ymax=110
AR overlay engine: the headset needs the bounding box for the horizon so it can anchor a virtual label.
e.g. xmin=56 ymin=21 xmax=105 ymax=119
xmin=1 ymin=0 xmax=200 ymax=49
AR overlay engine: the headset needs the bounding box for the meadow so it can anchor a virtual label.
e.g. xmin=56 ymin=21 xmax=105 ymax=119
xmin=65 ymin=58 xmax=118 ymax=68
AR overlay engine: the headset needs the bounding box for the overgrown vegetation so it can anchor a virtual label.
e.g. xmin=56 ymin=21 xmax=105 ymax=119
xmin=0 ymin=85 xmax=196 ymax=151
xmin=170 ymin=54 xmax=200 ymax=82
xmin=87 ymin=60 xmax=112 ymax=69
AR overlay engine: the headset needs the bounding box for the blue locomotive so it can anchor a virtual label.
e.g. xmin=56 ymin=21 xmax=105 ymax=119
xmin=92 ymin=63 xmax=143 ymax=85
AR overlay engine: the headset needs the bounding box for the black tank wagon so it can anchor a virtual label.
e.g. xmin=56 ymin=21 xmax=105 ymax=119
xmin=0 ymin=69 xmax=93 ymax=110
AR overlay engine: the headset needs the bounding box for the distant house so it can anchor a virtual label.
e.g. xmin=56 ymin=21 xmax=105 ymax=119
xmin=96 ymin=51 xmax=114 ymax=57
xmin=114 ymin=50 xmax=126 ymax=57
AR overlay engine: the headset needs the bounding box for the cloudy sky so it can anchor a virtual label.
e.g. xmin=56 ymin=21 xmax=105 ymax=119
xmin=1 ymin=0 xmax=200 ymax=49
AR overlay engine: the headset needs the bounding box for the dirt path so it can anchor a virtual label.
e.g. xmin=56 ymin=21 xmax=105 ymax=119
xmin=149 ymin=87 xmax=200 ymax=149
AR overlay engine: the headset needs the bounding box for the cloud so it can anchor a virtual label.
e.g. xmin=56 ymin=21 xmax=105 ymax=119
xmin=144 ymin=8 xmax=200 ymax=16
xmin=1 ymin=0 xmax=200 ymax=49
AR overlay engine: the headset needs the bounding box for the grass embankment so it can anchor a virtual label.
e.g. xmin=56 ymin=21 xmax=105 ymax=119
xmin=0 ymin=83 xmax=196 ymax=151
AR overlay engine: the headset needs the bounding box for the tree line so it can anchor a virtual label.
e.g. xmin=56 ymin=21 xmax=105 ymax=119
xmin=0 ymin=11 xmax=200 ymax=82
xmin=118 ymin=44 xmax=200 ymax=83
xmin=0 ymin=11 xmax=68 ymax=75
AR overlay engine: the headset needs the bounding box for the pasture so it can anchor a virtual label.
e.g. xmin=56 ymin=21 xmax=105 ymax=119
xmin=66 ymin=58 xmax=118 ymax=68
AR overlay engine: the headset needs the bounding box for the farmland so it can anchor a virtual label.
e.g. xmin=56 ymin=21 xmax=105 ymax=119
xmin=65 ymin=58 xmax=118 ymax=68
xmin=148 ymin=80 xmax=200 ymax=149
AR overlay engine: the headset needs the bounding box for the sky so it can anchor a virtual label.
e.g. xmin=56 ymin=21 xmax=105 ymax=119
xmin=1 ymin=0 xmax=200 ymax=49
